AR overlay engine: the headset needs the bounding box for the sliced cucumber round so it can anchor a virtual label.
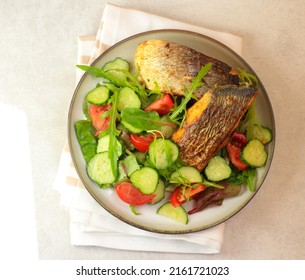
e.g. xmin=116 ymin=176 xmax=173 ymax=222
xmin=86 ymin=86 xmax=109 ymax=105
xmin=252 ymin=125 xmax=273 ymax=144
xmin=102 ymin=57 xmax=129 ymax=82
xmin=157 ymin=202 xmax=188 ymax=224
xmin=120 ymin=120 xmax=143 ymax=134
xmin=241 ymin=139 xmax=267 ymax=167
xmin=204 ymin=156 xmax=232 ymax=182
xmin=148 ymin=138 xmax=179 ymax=170
xmin=87 ymin=152 xmax=116 ymax=185
xmin=170 ymin=166 xmax=203 ymax=184
xmin=117 ymin=87 xmax=141 ymax=112
xmin=130 ymin=167 xmax=159 ymax=194
xmin=150 ymin=180 xmax=165 ymax=205
xmin=96 ymin=134 xmax=122 ymax=157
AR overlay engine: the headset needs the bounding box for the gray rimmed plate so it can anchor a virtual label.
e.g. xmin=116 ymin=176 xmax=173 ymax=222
xmin=68 ymin=29 xmax=275 ymax=234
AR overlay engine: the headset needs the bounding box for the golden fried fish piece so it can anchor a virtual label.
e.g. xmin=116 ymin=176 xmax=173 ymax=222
xmin=135 ymin=39 xmax=239 ymax=98
xmin=172 ymin=85 xmax=257 ymax=171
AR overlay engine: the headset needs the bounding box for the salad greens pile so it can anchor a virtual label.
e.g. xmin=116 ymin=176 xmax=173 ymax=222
xmin=76 ymin=61 xmax=212 ymax=184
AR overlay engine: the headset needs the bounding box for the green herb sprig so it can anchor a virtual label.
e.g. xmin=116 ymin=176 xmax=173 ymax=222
xmin=77 ymin=65 xmax=150 ymax=107
xmin=169 ymin=63 xmax=212 ymax=126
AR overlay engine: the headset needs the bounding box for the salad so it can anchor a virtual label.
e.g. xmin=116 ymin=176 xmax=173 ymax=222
xmin=74 ymin=57 xmax=272 ymax=225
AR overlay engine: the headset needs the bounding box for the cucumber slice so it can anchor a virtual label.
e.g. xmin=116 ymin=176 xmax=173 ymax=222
xmin=157 ymin=202 xmax=188 ymax=224
xmin=130 ymin=167 xmax=159 ymax=194
xmin=87 ymin=152 xmax=116 ymax=185
xmin=96 ymin=134 xmax=122 ymax=157
xmin=204 ymin=156 xmax=232 ymax=182
xmin=158 ymin=116 xmax=177 ymax=138
xmin=102 ymin=57 xmax=129 ymax=82
xmin=148 ymin=138 xmax=179 ymax=170
xmin=150 ymin=180 xmax=165 ymax=204
xmin=241 ymin=139 xmax=267 ymax=167
xmin=252 ymin=125 xmax=273 ymax=144
xmin=170 ymin=166 xmax=203 ymax=184
xmin=117 ymin=87 xmax=141 ymax=112
xmin=120 ymin=120 xmax=142 ymax=134
xmin=117 ymin=155 xmax=140 ymax=181
xmin=122 ymin=155 xmax=140 ymax=176
xmin=86 ymin=86 xmax=109 ymax=105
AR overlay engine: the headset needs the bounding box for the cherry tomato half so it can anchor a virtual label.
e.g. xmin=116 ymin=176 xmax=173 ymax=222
xmin=116 ymin=181 xmax=155 ymax=205
xmin=226 ymin=132 xmax=248 ymax=170
xmin=144 ymin=93 xmax=175 ymax=115
xmin=89 ymin=104 xmax=111 ymax=136
xmin=170 ymin=184 xmax=206 ymax=207
xmin=129 ymin=133 xmax=161 ymax=153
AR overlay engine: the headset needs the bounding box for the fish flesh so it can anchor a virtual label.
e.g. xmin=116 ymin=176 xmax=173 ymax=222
xmin=134 ymin=39 xmax=239 ymax=98
xmin=171 ymin=85 xmax=257 ymax=171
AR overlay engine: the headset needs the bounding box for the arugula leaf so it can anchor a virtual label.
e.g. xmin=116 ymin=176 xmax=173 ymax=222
xmin=77 ymin=64 xmax=150 ymax=107
xmin=237 ymin=99 xmax=263 ymax=142
xmin=77 ymin=65 xmax=117 ymax=81
xmin=245 ymin=168 xmax=257 ymax=192
xmin=169 ymin=63 xmax=212 ymax=126
xmin=130 ymin=205 xmax=141 ymax=215
xmin=119 ymin=69 xmax=149 ymax=107
xmin=121 ymin=108 xmax=175 ymax=133
xmin=93 ymin=89 xmax=121 ymax=179
xmin=237 ymin=68 xmax=258 ymax=87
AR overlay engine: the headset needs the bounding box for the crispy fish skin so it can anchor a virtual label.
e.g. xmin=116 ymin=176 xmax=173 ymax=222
xmin=134 ymin=39 xmax=239 ymax=98
xmin=172 ymin=85 xmax=257 ymax=171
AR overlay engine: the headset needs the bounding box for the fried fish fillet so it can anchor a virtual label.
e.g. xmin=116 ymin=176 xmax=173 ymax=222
xmin=134 ymin=39 xmax=239 ymax=98
xmin=172 ymin=85 xmax=257 ymax=171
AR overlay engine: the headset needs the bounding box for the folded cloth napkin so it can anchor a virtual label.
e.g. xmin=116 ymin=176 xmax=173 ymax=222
xmin=53 ymin=3 xmax=243 ymax=254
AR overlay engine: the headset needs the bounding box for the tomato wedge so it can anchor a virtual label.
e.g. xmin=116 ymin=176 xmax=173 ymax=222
xmin=226 ymin=132 xmax=248 ymax=170
xmin=144 ymin=93 xmax=174 ymax=115
xmin=129 ymin=133 xmax=161 ymax=152
xmin=89 ymin=104 xmax=111 ymax=136
xmin=170 ymin=184 xmax=206 ymax=207
xmin=116 ymin=181 xmax=155 ymax=205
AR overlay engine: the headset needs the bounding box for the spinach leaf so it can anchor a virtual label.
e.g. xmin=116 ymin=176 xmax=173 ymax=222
xmin=75 ymin=120 xmax=97 ymax=164
xmin=226 ymin=168 xmax=257 ymax=192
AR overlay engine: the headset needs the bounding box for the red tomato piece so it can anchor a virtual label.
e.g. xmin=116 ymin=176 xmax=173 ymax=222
xmin=230 ymin=131 xmax=247 ymax=147
xmin=170 ymin=184 xmax=206 ymax=207
xmin=144 ymin=93 xmax=174 ymax=115
xmin=89 ymin=104 xmax=111 ymax=136
xmin=116 ymin=181 xmax=155 ymax=206
xmin=129 ymin=133 xmax=161 ymax=153
xmin=226 ymin=132 xmax=248 ymax=170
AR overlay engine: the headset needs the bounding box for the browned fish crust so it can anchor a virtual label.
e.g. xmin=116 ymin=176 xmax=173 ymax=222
xmin=135 ymin=40 xmax=239 ymax=98
xmin=172 ymin=85 xmax=257 ymax=171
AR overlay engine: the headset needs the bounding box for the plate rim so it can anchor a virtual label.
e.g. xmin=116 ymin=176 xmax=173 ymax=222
xmin=68 ymin=29 xmax=276 ymax=234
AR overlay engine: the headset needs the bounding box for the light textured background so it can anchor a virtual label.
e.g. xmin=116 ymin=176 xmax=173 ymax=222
xmin=1 ymin=0 xmax=304 ymax=260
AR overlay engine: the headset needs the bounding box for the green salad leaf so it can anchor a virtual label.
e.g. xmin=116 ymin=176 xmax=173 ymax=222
xmin=121 ymin=107 xmax=176 ymax=133
xmin=237 ymin=68 xmax=258 ymax=87
xmin=169 ymin=63 xmax=212 ymax=126
xmin=74 ymin=120 xmax=97 ymax=164
xmin=77 ymin=64 xmax=150 ymax=107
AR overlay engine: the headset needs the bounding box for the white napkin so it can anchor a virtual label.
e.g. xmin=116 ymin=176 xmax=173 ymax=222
xmin=53 ymin=3 xmax=243 ymax=254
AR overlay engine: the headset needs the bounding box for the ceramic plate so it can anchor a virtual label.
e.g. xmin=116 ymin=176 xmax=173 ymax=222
xmin=68 ymin=29 xmax=275 ymax=234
